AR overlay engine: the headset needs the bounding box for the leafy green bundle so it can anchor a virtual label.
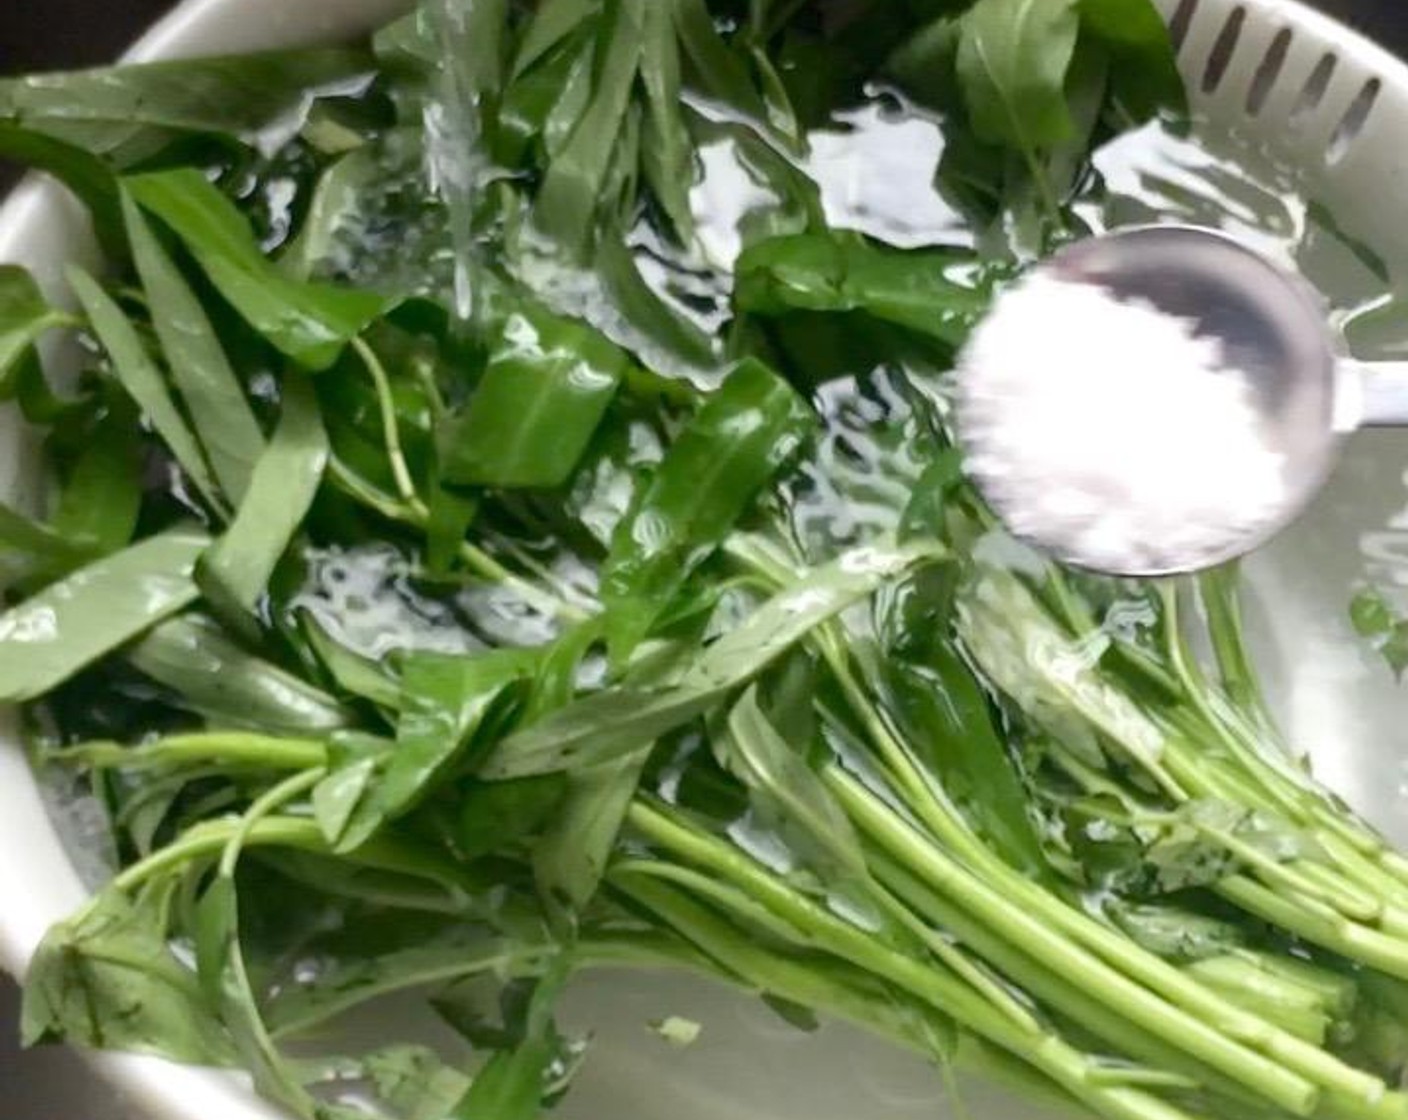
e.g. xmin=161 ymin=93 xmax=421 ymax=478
xmin=4 ymin=3 xmax=1408 ymax=1120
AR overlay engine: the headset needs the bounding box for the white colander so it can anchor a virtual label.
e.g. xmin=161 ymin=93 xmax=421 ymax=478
xmin=2 ymin=2 xmax=1408 ymax=1119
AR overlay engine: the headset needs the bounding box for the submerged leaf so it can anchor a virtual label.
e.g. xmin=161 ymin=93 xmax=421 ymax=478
xmin=0 ymin=266 xmax=74 ymax=396
xmin=734 ymin=232 xmax=990 ymax=346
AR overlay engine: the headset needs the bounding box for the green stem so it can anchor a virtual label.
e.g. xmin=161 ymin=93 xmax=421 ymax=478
xmin=828 ymin=767 xmax=1335 ymax=1116
xmin=353 ymin=336 xmax=420 ymax=508
xmin=1198 ymin=565 xmax=1274 ymax=730
xmin=614 ymin=868 xmax=1196 ymax=1120
xmin=326 ymin=454 xmax=587 ymax=623
xmin=871 ymin=851 xmax=1262 ymax=1111
xmin=49 ymin=733 xmax=329 ymax=773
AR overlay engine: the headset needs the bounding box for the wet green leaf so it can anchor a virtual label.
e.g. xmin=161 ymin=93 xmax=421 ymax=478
xmin=123 ymin=192 xmax=266 ymax=502
xmin=956 ymin=0 xmax=1081 ymax=154
xmin=532 ymin=0 xmax=645 ymax=255
xmin=0 ymin=526 xmax=209 ymax=702
xmin=22 ymin=886 xmax=235 ymax=1064
xmin=535 ymin=746 xmax=651 ymax=915
xmin=127 ymin=614 xmax=351 ymax=735
xmin=299 ymin=610 xmax=402 ymax=710
xmin=483 ymin=537 xmax=945 ymax=777
xmin=0 ymin=127 xmax=124 ymax=257
xmin=734 ymin=232 xmax=989 ymax=346
xmin=440 ymin=305 xmax=629 ymax=489
xmin=602 ymin=358 xmax=814 ymax=662
xmin=1078 ymin=0 xmax=1185 ymax=121
xmin=66 ymin=264 xmax=225 ymax=511
xmin=200 ymin=377 xmax=328 ymax=617
xmin=720 ymin=687 xmax=866 ymax=877
xmin=0 ymin=267 xmax=71 ymax=400
xmin=0 ymin=49 xmax=374 ymax=164
xmin=125 ymin=170 xmax=389 ymax=370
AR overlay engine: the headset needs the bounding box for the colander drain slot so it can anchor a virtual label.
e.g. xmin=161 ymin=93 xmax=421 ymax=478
xmin=1290 ymin=51 xmax=1339 ymax=125
xmin=1169 ymin=0 xmax=1199 ymax=52
xmin=1246 ymin=26 xmax=1293 ymax=115
xmin=1327 ymin=77 xmax=1382 ymax=164
xmin=1202 ymin=4 xmax=1246 ymax=92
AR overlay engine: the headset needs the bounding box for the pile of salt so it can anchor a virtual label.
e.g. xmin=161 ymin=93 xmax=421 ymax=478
xmin=956 ymin=273 xmax=1288 ymax=573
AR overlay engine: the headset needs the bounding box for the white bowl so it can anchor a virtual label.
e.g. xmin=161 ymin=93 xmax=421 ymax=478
xmin=6 ymin=1 xmax=1408 ymax=1118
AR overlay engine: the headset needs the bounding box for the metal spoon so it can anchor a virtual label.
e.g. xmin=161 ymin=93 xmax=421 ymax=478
xmin=957 ymin=224 xmax=1405 ymax=577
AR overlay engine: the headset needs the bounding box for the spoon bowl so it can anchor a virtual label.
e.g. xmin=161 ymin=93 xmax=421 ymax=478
xmin=958 ymin=225 xmax=1349 ymax=576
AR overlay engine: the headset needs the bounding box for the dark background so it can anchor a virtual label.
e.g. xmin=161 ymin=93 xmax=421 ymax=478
xmin=2 ymin=0 xmax=1408 ymax=1116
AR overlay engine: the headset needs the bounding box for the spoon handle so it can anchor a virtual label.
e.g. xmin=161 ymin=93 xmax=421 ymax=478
xmin=1343 ymin=360 xmax=1408 ymax=429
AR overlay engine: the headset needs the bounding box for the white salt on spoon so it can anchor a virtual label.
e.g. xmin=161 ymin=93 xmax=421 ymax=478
xmin=953 ymin=225 xmax=1396 ymax=576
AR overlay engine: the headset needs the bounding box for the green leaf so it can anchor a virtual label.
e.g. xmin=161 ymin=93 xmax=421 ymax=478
xmin=440 ymin=305 xmax=629 ymax=489
xmin=127 ymin=614 xmax=352 ymax=735
xmin=457 ymin=774 xmax=567 ymax=860
xmin=1078 ymin=0 xmax=1185 ymax=121
xmin=123 ymin=193 xmax=266 ymax=502
xmin=532 ymin=0 xmax=646 ymax=255
xmin=66 ymin=264 xmax=225 ymax=512
xmin=336 ymin=651 xmax=532 ymax=852
xmin=1109 ymin=903 xmax=1246 ymax=963
xmin=300 ymin=610 xmax=402 ymax=710
xmin=194 ymin=876 xmax=239 ymax=1006
xmin=267 ymin=928 xmax=550 ymax=1039
xmin=733 ymin=232 xmax=990 ymax=346
xmin=0 ymin=49 xmax=374 ymax=164
xmin=1350 ymin=587 xmax=1408 ymax=679
xmin=534 ymin=746 xmax=651 ymax=915
xmin=672 ymin=0 xmax=771 ymax=125
xmin=200 ymin=377 xmax=328 ymax=616
xmin=639 ymin=0 xmax=696 ymax=242
xmin=956 ymin=0 xmax=1081 ymax=154
xmin=386 ymin=652 xmax=530 ymax=809
xmin=0 ymin=500 xmax=98 ymax=584
xmin=602 ymin=358 xmax=814 ymax=662
xmin=452 ymin=967 xmax=569 ymax=1120
xmin=22 ymin=886 xmax=234 ymax=1064
xmin=125 ymin=169 xmax=389 ymax=371
xmin=512 ymin=0 xmax=598 ymax=80
xmin=0 ymin=128 xmax=124 ymax=258
xmin=883 ymin=648 xmax=1048 ymax=878
xmin=424 ymin=479 xmax=479 ymax=575
xmin=0 ymin=526 xmax=208 ymax=702
xmin=482 ymin=537 xmax=944 ymax=778
xmin=456 ymin=1040 xmax=555 ymax=1120
xmin=49 ymin=411 xmax=143 ymax=556
xmin=720 ymin=687 xmax=867 ymax=877
xmin=898 ymin=449 xmax=964 ymax=543
xmin=0 ymin=266 xmax=73 ymax=400
xmin=884 ymin=17 xmax=963 ymax=111
xmin=1146 ymin=801 xmax=1320 ymax=893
